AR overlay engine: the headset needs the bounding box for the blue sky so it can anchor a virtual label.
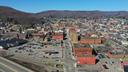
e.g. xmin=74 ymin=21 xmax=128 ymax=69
xmin=0 ymin=0 xmax=128 ymax=13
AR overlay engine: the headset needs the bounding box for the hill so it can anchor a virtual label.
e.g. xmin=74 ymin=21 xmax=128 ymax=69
xmin=1 ymin=6 xmax=128 ymax=27
xmin=0 ymin=6 xmax=40 ymax=27
xmin=37 ymin=10 xmax=128 ymax=18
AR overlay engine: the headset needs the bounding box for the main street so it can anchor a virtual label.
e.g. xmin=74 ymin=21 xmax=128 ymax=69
xmin=63 ymin=28 xmax=77 ymax=72
xmin=0 ymin=56 xmax=34 ymax=72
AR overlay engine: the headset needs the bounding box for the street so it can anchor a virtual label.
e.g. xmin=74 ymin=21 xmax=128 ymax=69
xmin=63 ymin=29 xmax=77 ymax=72
xmin=0 ymin=56 xmax=34 ymax=72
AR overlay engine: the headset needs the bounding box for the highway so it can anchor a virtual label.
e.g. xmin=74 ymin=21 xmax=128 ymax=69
xmin=0 ymin=56 xmax=34 ymax=72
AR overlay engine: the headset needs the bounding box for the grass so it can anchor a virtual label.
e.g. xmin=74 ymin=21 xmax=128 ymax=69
xmin=122 ymin=57 xmax=128 ymax=61
xmin=115 ymin=57 xmax=128 ymax=61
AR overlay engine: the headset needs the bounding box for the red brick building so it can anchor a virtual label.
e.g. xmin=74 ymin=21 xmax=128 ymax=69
xmin=80 ymin=38 xmax=101 ymax=44
xmin=52 ymin=35 xmax=63 ymax=40
xmin=77 ymin=55 xmax=96 ymax=65
xmin=73 ymin=48 xmax=93 ymax=56
xmin=52 ymin=32 xmax=63 ymax=40
xmin=73 ymin=44 xmax=96 ymax=65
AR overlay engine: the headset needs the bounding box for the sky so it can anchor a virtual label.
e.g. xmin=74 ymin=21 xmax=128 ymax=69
xmin=0 ymin=0 xmax=128 ymax=13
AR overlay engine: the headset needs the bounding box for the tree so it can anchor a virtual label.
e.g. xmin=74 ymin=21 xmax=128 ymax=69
xmin=104 ymin=40 xmax=113 ymax=46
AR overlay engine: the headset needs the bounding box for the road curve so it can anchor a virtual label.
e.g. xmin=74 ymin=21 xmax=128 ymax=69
xmin=0 ymin=56 xmax=34 ymax=72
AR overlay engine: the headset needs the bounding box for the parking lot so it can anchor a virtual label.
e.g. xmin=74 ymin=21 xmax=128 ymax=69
xmin=6 ymin=41 xmax=64 ymax=72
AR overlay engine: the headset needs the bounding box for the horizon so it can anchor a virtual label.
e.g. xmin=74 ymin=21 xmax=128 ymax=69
xmin=1 ymin=5 xmax=128 ymax=14
xmin=0 ymin=0 xmax=128 ymax=13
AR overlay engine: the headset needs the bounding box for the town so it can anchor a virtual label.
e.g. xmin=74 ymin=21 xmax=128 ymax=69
xmin=0 ymin=15 xmax=128 ymax=72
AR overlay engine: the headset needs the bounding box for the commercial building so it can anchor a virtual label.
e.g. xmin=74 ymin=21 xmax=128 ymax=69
xmin=77 ymin=55 xmax=96 ymax=65
xmin=52 ymin=35 xmax=63 ymax=40
xmin=73 ymin=44 xmax=93 ymax=56
xmin=69 ymin=28 xmax=78 ymax=44
xmin=73 ymin=44 xmax=96 ymax=65
xmin=107 ymin=48 xmax=128 ymax=59
xmin=80 ymin=38 xmax=101 ymax=44
xmin=51 ymin=32 xmax=64 ymax=41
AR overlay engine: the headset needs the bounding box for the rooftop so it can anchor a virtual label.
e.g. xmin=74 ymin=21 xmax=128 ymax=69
xmin=53 ymin=32 xmax=63 ymax=36
xmin=76 ymin=54 xmax=95 ymax=57
xmin=80 ymin=35 xmax=99 ymax=39
xmin=73 ymin=43 xmax=91 ymax=48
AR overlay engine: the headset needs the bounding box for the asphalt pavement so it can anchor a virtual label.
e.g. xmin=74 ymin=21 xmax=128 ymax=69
xmin=0 ymin=56 xmax=34 ymax=72
xmin=63 ymin=29 xmax=77 ymax=72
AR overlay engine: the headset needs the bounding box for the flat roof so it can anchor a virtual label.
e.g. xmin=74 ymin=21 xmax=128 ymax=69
xmin=53 ymin=32 xmax=63 ymax=36
xmin=76 ymin=54 xmax=95 ymax=57
xmin=81 ymin=36 xmax=99 ymax=39
xmin=73 ymin=43 xmax=91 ymax=48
